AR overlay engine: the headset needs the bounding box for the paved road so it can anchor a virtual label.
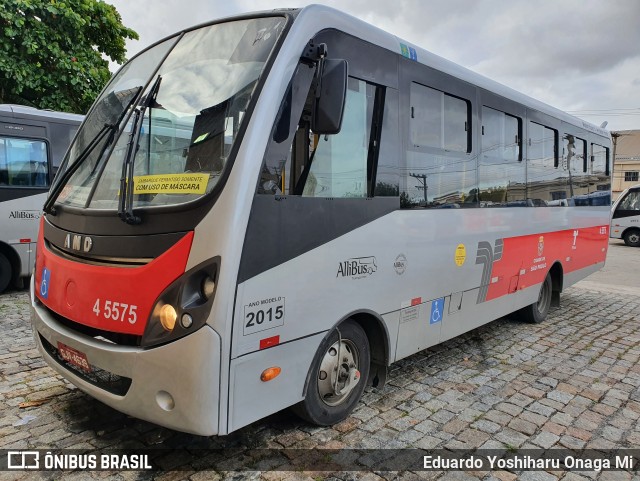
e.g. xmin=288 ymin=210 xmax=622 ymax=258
xmin=0 ymin=241 xmax=639 ymax=480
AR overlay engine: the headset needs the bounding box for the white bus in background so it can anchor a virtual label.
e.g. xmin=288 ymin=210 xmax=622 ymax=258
xmin=0 ymin=105 xmax=83 ymax=292
xmin=611 ymin=184 xmax=640 ymax=246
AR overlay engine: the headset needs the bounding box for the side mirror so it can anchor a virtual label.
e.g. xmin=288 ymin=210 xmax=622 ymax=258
xmin=312 ymin=58 xmax=348 ymax=135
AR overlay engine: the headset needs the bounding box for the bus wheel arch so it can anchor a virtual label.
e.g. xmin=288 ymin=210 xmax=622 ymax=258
xmin=517 ymin=262 xmax=563 ymax=323
xmin=349 ymin=311 xmax=389 ymax=389
xmin=293 ymin=311 xmax=388 ymax=426
xmin=622 ymin=228 xmax=640 ymax=247
xmin=548 ymin=261 xmax=563 ymax=308
xmin=0 ymin=242 xmax=20 ymax=293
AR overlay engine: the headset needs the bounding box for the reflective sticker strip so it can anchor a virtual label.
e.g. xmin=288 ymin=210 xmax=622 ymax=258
xmin=20 ymin=238 xmax=31 ymax=243
xmin=401 ymin=296 xmax=423 ymax=309
xmin=260 ymin=335 xmax=280 ymax=350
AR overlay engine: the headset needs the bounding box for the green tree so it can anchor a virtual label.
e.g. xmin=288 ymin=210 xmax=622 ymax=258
xmin=0 ymin=0 xmax=138 ymax=113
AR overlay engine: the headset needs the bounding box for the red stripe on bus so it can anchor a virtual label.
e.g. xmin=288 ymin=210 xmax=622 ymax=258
xmin=484 ymin=226 xmax=608 ymax=302
xmin=34 ymin=218 xmax=194 ymax=336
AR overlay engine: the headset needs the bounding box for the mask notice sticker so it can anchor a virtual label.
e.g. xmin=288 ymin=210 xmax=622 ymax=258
xmin=132 ymin=173 xmax=208 ymax=195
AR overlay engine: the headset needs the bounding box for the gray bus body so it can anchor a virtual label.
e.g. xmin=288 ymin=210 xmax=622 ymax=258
xmin=0 ymin=105 xmax=82 ymax=292
xmin=30 ymin=6 xmax=610 ymax=435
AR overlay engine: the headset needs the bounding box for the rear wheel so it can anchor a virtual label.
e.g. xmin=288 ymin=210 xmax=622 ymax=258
xmin=293 ymin=320 xmax=370 ymax=426
xmin=623 ymin=229 xmax=640 ymax=247
xmin=0 ymin=253 xmax=11 ymax=294
xmin=518 ymin=273 xmax=552 ymax=324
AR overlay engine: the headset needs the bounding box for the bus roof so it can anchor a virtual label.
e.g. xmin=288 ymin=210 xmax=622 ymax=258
xmin=0 ymin=104 xmax=84 ymax=124
xmin=292 ymin=5 xmax=610 ymax=139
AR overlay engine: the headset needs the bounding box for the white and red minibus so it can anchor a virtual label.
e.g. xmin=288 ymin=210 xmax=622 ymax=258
xmin=31 ymin=6 xmax=611 ymax=435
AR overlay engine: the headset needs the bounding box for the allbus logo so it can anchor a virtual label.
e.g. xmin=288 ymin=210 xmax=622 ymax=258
xmin=64 ymin=233 xmax=93 ymax=253
xmin=337 ymin=256 xmax=377 ymax=279
xmin=9 ymin=210 xmax=40 ymax=219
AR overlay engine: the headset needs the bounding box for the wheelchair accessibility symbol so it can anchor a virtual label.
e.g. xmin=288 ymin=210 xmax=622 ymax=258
xmin=430 ymin=297 xmax=444 ymax=324
xmin=40 ymin=267 xmax=50 ymax=299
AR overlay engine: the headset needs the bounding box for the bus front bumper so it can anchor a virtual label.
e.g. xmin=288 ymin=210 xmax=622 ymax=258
xmin=30 ymin=280 xmax=221 ymax=436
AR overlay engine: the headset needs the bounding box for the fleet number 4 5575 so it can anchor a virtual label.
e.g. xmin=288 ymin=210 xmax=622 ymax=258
xmin=93 ymin=299 xmax=138 ymax=324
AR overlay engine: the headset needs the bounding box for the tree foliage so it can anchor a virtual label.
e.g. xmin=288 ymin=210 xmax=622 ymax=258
xmin=0 ymin=0 xmax=138 ymax=113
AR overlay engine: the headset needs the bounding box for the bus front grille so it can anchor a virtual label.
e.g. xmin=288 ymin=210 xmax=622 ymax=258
xmin=39 ymin=335 xmax=133 ymax=396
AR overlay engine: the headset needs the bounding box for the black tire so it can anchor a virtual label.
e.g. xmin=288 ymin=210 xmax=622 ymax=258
xmin=0 ymin=253 xmax=11 ymax=294
xmin=518 ymin=273 xmax=552 ymax=324
xmin=292 ymin=320 xmax=370 ymax=426
xmin=623 ymin=229 xmax=640 ymax=247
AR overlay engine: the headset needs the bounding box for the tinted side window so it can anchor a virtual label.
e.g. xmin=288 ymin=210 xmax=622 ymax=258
xmin=527 ymin=122 xmax=559 ymax=205
xmin=564 ymin=135 xmax=590 ymax=205
xmin=590 ymin=143 xmax=610 ymax=195
xmin=479 ymin=107 xmax=524 ymax=206
xmin=410 ymin=83 xmax=469 ymax=153
xmin=0 ymin=136 xmax=49 ymax=187
xmin=402 ymin=81 xmax=475 ymax=209
xmin=49 ymin=123 xmax=79 ymax=167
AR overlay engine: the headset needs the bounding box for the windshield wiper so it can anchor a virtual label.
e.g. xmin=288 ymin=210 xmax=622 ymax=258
xmin=118 ymin=75 xmax=162 ymax=225
xmin=43 ymin=86 xmax=143 ymax=215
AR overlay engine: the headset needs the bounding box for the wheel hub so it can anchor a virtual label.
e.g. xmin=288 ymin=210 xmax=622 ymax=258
xmin=317 ymin=339 xmax=360 ymax=406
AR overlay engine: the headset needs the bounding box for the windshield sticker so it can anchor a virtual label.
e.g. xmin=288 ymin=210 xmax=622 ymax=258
xmin=132 ymin=173 xmax=208 ymax=195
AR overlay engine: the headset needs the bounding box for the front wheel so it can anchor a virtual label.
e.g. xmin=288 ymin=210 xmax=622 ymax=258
xmin=623 ymin=229 xmax=640 ymax=247
xmin=517 ymin=273 xmax=552 ymax=324
xmin=292 ymin=320 xmax=370 ymax=426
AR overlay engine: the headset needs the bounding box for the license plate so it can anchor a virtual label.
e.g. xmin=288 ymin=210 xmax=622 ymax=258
xmin=57 ymin=342 xmax=91 ymax=373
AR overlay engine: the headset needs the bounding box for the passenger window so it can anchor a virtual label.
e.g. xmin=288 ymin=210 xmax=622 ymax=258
xmin=0 ymin=137 xmax=49 ymax=187
xmin=527 ymin=122 xmax=559 ymax=205
xmin=564 ymin=135 xmax=587 ymax=173
xmin=410 ymin=83 xmax=469 ymax=152
xmin=479 ymin=107 xmax=524 ymax=206
xmin=590 ymin=143 xmax=610 ymax=195
xmin=564 ymin=135 xmax=590 ymax=205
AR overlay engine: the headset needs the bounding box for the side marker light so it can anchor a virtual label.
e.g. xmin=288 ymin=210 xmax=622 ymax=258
xmin=260 ymin=367 xmax=281 ymax=382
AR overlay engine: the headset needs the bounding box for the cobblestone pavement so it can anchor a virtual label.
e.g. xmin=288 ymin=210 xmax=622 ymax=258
xmin=1 ymin=261 xmax=640 ymax=480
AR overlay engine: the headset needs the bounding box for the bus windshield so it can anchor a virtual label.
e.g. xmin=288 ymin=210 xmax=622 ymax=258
xmin=56 ymin=16 xmax=285 ymax=211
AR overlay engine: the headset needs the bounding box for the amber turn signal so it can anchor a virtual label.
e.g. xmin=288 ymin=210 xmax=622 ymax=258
xmin=260 ymin=366 xmax=281 ymax=382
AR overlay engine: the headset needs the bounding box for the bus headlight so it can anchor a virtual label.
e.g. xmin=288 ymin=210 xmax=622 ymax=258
xmin=142 ymin=257 xmax=219 ymax=347
xmin=159 ymin=304 xmax=178 ymax=331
